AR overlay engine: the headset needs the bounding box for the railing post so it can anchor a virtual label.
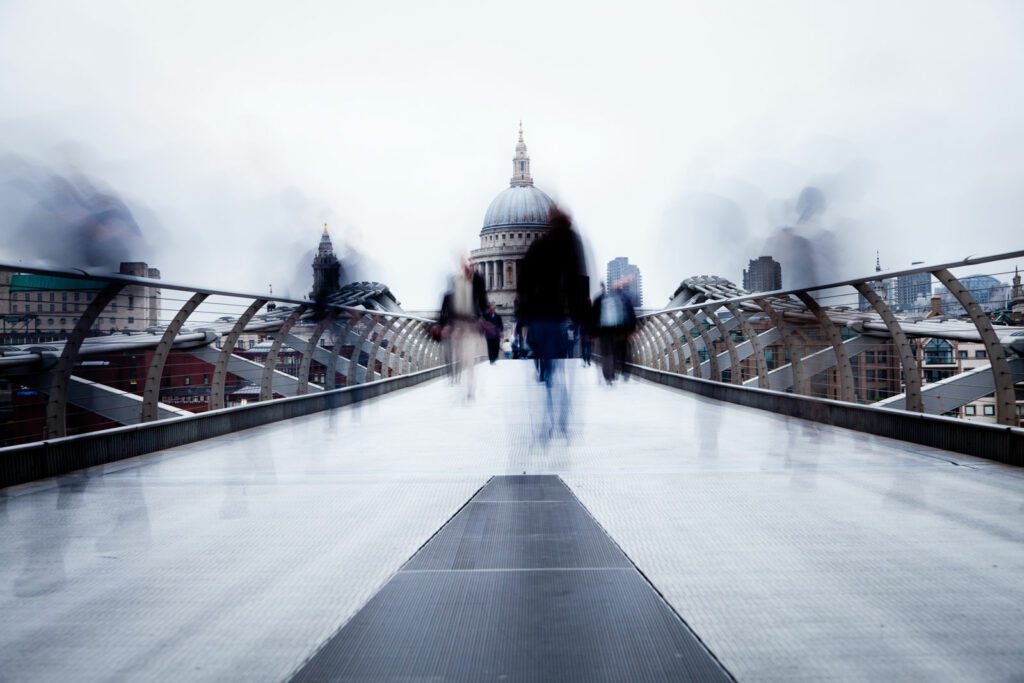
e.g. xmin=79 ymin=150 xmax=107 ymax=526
xmin=725 ymin=302 xmax=769 ymax=389
xmin=260 ymin=304 xmax=308 ymax=401
xmin=932 ymin=268 xmax=1017 ymax=426
xmin=704 ymin=305 xmax=742 ymax=385
xmin=755 ymin=297 xmax=810 ymax=395
xmin=46 ymin=282 xmax=125 ymax=438
xmin=142 ymin=292 xmax=208 ymax=422
xmin=795 ymin=292 xmax=855 ymax=402
xmin=853 ymin=282 xmax=923 ymax=412
xmin=211 ymin=298 xmax=269 ymax=410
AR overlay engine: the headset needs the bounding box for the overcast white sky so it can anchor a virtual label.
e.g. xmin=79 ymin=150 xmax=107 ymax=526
xmin=1 ymin=1 xmax=1022 ymax=308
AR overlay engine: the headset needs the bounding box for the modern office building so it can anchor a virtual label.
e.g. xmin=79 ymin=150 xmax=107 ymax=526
xmin=606 ymin=257 xmax=643 ymax=307
xmin=741 ymin=256 xmax=782 ymax=292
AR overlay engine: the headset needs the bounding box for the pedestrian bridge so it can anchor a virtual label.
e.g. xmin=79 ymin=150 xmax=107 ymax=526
xmin=2 ymin=362 xmax=1022 ymax=681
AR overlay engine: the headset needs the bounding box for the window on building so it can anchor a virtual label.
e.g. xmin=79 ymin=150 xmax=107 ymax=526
xmin=49 ymin=292 xmax=54 ymax=302
xmin=128 ymin=295 xmax=135 ymax=310
xmin=983 ymin=405 xmax=995 ymax=416
xmin=203 ymin=374 xmax=209 ymax=384
xmin=74 ymin=292 xmax=80 ymax=302
xmin=975 ymin=350 xmax=987 ymax=359
xmin=127 ymin=317 xmax=134 ymax=324
xmin=49 ymin=303 xmax=55 ymax=313
xmin=923 ymin=339 xmax=953 ymax=365
xmin=37 ymin=304 xmax=43 ymax=313
xmin=47 ymin=318 xmax=54 ymax=325
xmin=964 ymin=405 xmax=976 ymax=415
xmin=865 ymin=351 xmax=875 ymax=363
xmin=60 ymin=318 xmax=66 ymax=325
xmin=61 ymin=292 xmax=68 ymax=301
xmin=11 ymin=304 xmax=17 ymax=313
xmin=957 ymin=350 xmax=968 ymax=359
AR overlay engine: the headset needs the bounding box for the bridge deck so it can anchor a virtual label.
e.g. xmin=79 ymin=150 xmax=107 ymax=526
xmin=1 ymin=362 xmax=1022 ymax=681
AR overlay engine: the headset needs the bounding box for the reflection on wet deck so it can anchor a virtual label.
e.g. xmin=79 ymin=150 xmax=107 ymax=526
xmin=1 ymin=362 xmax=1021 ymax=681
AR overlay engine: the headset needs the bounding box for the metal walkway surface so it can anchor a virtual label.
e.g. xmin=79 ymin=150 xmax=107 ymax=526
xmin=1 ymin=361 xmax=1022 ymax=682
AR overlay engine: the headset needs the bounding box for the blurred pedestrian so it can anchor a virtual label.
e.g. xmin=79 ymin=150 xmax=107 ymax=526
xmin=518 ymin=205 xmax=590 ymax=440
xmin=482 ymin=302 xmax=503 ymax=364
xmin=441 ymin=255 xmax=487 ymax=397
xmin=591 ymin=279 xmax=636 ymax=383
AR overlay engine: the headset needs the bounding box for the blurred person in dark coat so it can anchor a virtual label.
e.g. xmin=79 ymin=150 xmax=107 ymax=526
xmin=592 ymin=279 xmax=637 ymax=382
xmin=482 ymin=302 xmax=503 ymax=364
xmin=518 ymin=205 xmax=589 ymax=439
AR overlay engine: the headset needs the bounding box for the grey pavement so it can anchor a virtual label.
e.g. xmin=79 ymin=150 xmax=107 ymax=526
xmin=1 ymin=360 xmax=1022 ymax=681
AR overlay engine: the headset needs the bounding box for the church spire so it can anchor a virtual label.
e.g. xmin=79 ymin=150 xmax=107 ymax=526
xmin=510 ymin=121 xmax=533 ymax=187
xmin=318 ymin=223 xmax=334 ymax=255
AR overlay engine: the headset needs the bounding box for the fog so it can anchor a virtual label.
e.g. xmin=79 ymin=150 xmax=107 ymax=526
xmin=1 ymin=1 xmax=1021 ymax=308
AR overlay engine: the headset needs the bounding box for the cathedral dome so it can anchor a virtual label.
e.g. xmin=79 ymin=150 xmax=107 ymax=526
xmin=482 ymin=184 xmax=555 ymax=229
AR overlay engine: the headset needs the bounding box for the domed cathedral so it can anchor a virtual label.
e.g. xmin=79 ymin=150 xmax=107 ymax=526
xmin=470 ymin=123 xmax=555 ymax=321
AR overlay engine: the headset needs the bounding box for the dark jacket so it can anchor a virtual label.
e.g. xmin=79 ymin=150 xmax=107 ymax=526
xmin=482 ymin=310 xmax=503 ymax=340
xmin=591 ymin=290 xmax=636 ymax=334
xmin=518 ymin=227 xmax=589 ymax=324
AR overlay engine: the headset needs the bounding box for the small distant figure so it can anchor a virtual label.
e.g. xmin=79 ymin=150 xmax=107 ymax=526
xmin=518 ymin=205 xmax=590 ymax=439
xmin=579 ymin=296 xmax=593 ymax=366
xmin=501 ymin=337 xmax=512 ymax=359
xmin=482 ymin=303 xmax=503 ymax=364
xmin=439 ymin=255 xmax=487 ymax=397
xmin=592 ymin=279 xmax=636 ymax=383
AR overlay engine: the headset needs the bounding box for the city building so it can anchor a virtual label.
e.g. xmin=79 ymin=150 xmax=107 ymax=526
xmin=469 ymin=123 xmax=555 ymax=319
xmin=606 ymin=257 xmax=643 ymax=307
xmin=896 ymin=262 xmax=931 ymax=312
xmin=0 ymin=262 xmax=161 ymax=343
xmin=741 ymin=256 xmax=782 ymax=292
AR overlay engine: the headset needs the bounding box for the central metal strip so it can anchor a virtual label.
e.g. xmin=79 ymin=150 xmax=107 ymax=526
xmin=291 ymin=475 xmax=732 ymax=682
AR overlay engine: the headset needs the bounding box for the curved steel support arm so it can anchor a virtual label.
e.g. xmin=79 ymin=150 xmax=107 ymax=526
xmin=260 ymin=305 xmax=309 ymax=401
xmin=672 ymin=312 xmax=702 ymax=377
xmin=142 ymin=292 xmax=208 ymax=422
xmin=932 ymin=268 xmax=1017 ymax=425
xmin=46 ymin=282 xmax=125 ymax=438
xmin=795 ymin=292 xmax=855 ymax=402
xmin=684 ymin=310 xmax=721 ymax=381
xmin=211 ymin=298 xmax=269 ymax=409
xmin=704 ymin=305 xmax=742 ymax=385
xmin=725 ymin=302 xmax=769 ymax=388
xmin=297 ymin=314 xmax=333 ymax=395
xmin=853 ymin=283 xmax=923 ymax=412
xmin=325 ymin=318 xmax=353 ymax=390
xmin=755 ymin=297 xmax=809 ymax=395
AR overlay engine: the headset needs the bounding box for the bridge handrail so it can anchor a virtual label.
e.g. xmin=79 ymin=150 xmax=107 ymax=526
xmin=629 ymin=249 xmax=1024 ymax=427
xmin=0 ymin=261 xmax=445 ymax=447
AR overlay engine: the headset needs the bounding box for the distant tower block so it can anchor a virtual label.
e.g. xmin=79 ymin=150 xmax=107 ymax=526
xmin=742 ymin=256 xmax=782 ymax=292
xmin=606 ymin=257 xmax=643 ymax=307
